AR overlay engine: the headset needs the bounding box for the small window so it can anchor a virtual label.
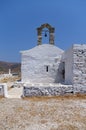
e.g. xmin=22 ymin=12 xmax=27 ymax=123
xmin=46 ymin=66 xmax=49 ymax=72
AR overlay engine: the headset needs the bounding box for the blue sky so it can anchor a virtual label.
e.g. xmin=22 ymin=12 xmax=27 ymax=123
xmin=0 ymin=0 xmax=86 ymax=62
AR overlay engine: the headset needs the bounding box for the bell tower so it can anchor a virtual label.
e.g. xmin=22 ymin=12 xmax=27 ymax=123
xmin=37 ymin=23 xmax=55 ymax=45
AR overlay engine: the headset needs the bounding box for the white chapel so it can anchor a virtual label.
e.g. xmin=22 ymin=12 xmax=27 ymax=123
xmin=20 ymin=23 xmax=86 ymax=89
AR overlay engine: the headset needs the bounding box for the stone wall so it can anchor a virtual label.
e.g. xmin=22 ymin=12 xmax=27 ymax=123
xmin=73 ymin=44 xmax=86 ymax=92
xmin=62 ymin=46 xmax=73 ymax=85
xmin=63 ymin=44 xmax=86 ymax=93
xmin=23 ymin=84 xmax=73 ymax=97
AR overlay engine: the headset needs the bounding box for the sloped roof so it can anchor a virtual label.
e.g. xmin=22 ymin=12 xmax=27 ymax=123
xmin=20 ymin=44 xmax=64 ymax=58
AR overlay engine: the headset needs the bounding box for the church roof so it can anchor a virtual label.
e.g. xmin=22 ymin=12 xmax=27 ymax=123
xmin=20 ymin=44 xmax=64 ymax=58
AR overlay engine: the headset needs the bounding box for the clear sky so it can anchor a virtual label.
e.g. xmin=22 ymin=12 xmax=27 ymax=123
xmin=0 ymin=0 xmax=86 ymax=62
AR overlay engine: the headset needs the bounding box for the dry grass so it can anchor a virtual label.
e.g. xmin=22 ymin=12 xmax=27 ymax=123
xmin=23 ymin=93 xmax=86 ymax=101
xmin=0 ymin=76 xmax=20 ymax=83
xmin=0 ymin=96 xmax=4 ymax=99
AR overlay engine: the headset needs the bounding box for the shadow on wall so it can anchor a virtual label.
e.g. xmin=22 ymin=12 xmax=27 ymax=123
xmin=55 ymin=62 xmax=65 ymax=84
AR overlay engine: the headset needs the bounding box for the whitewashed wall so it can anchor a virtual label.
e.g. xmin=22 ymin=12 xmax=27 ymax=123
xmin=21 ymin=44 xmax=64 ymax=83
xmin=0 ymin=83 xmax=8 ymax=97
xmin=63 ymin=46 xmax=73 ymax=85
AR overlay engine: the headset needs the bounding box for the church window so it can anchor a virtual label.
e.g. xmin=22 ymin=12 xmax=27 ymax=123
xmin=61 ymin=62 xmax=65 ymax=80
xmin=46 ymin=66 xmax=49 ymax=72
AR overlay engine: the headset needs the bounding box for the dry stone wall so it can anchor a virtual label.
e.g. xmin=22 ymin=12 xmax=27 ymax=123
xmin=73 ymin=44 xmax=86 ymax=93
xmin=23 ymin=85 xmax=74 ymax=97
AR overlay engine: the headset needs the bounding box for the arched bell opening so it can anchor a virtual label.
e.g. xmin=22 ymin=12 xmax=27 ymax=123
xmin=42 ymin=27 xmax=49 ymax=44
xmin=37 ymin=23 xmax=55 ymax=45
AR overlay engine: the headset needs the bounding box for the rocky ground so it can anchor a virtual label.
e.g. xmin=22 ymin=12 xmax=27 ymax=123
xmin=0 ymin=95 xmax=86 ymax=130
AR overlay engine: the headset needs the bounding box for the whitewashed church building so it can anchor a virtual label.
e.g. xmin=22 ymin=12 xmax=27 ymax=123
xmin=20 ymin=23 xmax=86 ymax=96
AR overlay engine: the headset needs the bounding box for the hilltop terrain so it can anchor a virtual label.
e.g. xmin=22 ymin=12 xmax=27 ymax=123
xmin=0 ymin=61 xmax=21 ymax=86
xmin=0 ymin=61 xmax=21 ymax=74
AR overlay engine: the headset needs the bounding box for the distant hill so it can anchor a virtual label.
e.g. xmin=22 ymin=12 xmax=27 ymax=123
xmin=0 ymin=61 xmax=21 ymax=74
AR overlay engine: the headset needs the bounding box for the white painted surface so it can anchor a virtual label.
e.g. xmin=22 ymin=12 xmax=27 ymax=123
xmin=0 ymin=83 xmax=8 ymax=97
xmin=20 ymin=43 xmax=86 ymax=93
xmin=21 ymin=44 xmax=64 ymax=83
xmin=4 ymin=83 xmax=8 ymax=97
xmin=63 ymin=46 xmax=73 ymax=84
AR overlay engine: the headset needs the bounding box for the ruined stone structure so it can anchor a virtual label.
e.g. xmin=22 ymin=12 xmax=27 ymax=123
xmin=20 ymin=23 xmax=86 ymax=96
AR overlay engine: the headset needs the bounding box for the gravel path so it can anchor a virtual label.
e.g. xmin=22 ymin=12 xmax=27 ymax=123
xmin=8 ymin=87 xmax=23 ymax=98
xmin=0 ymin=95 xmax=86 ymax=130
